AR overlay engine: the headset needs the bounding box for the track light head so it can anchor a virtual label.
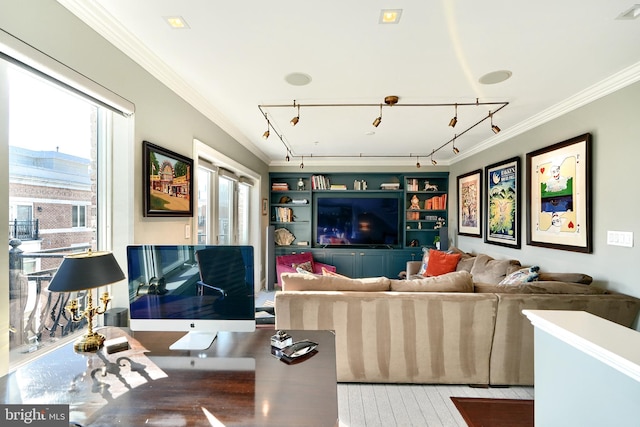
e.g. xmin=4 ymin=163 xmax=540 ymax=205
xmin=372 ymin=116 xmax=382 ymax=127
xmin=285 ymin=154 xmax=290 ymax=162
xmin=262 ymin=130 xmax=270 ymax=139
xmin=290 ymin=116 xmax=299 ymax=126
xmin=449 ymin=104 xmax=458 ymax=128
xmin=452 ymin=146 xmax=460 ymax=154
xmin=490 ymin=111 xmax=501 ymax=133
xmin=431 ymin=157 xmax=437 ymax=166
xmin=299 ymin=156 xmax=304 ymax=169
xmin=416 ymin=157 xmax=421 ymax=168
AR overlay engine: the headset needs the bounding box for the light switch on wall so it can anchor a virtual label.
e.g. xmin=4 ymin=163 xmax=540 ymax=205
xmin=185 ymin=224 xmax=191 ymax=239
xmin=607 ymin=230 xmax=633 ymax=247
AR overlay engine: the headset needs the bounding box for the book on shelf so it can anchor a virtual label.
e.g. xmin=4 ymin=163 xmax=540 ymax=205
xmin=407 ymin=178 xmax=419 ymax=192
xmin=290 ymin=198 xmax=308 ymax=204
xmin=271 ymin=182 xmax=289 ymax=191
xmin=311 ymin=175 xmax=330 ymax=190
xmin=380 ymin=182 xmax=400 ymax=190
xmin=330 ymin=184 xmax=347 ymax=190
xmin=425 ymin=194 xmax=447 ymax=210
xmin=275 ymin=207 xmax=293 ymax=222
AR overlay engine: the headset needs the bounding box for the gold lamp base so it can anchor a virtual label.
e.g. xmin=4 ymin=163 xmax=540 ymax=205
xmin=74 ymin=331 xmax=106 ymax=352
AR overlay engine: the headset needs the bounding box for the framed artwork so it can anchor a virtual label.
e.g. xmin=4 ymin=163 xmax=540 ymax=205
xmin=143 ymin=141 xmax=194 ymax=217
xmin=526 ymin=133 xmax=592 ymax=253
xmin=262 ymin=198 xmax=268 ymax=216
xmin=485 ymin=156 xmax=521 ymax=248
xmin=457 ymin=169 xmax=482 ymax=237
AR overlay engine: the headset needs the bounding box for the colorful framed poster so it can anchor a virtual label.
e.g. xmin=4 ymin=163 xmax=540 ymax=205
xmin=143 ymin=141 xmax=194 ymax=217
xmin=457 ymin=169 xmax=482 ymax=237
xmin=485 ymin=156 xmax=521 ymax=248
xmin=526 ymin=133 xmax=592 ymax=253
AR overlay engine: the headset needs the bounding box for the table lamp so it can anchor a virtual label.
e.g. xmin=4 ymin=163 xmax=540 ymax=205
xmin=48 ymin=250 xmax=125 ymax=352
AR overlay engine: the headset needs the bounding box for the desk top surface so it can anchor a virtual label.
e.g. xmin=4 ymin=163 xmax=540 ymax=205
xmin=1 ymin=327 xmax=338 ymax=427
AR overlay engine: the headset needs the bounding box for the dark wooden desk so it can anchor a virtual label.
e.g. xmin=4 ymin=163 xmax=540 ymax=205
xmin=0 ymin=328 xmax=338 ymax=426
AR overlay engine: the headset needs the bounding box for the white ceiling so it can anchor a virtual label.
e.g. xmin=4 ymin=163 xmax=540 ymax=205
xmin=60 ymin=1 xmax=640 ymax=167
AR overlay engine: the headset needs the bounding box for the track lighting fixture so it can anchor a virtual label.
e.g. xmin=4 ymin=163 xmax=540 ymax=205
xmin=257 ymin=96 xmax=508 ymax=163
xmin=490 ymin=112 xmax=501 ymax=134
xmin=372 ymin=104 xmax=382 ymax=127
xmin=449 ymin=104 xmax=458 ymax=128
xmin=290 ymin=101 xmax=300 ymax=126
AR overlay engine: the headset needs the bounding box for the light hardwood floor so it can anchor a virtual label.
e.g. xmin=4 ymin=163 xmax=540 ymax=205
xmin=337 ymin=383 xmax=534 ymax=427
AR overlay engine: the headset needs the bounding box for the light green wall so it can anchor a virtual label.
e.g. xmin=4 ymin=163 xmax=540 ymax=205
xmin=450 ymin=81 xmax=640 ymax=298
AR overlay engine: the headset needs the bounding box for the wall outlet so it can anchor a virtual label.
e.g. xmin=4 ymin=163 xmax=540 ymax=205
xmin=185 ymin=224 xmax=191 ymax=239
xmin=607 ymin=230 xmax=633 ymax=247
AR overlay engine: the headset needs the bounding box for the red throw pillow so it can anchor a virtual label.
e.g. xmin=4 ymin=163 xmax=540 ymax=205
xmin=424 ymin=249 xmax=461 ymax=277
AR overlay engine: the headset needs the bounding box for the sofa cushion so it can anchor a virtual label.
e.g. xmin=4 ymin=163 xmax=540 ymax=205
xmin=499 ymin=266 xmax=540 ymax=285
xmin=474 ymin=281 xmax=608 ymax=294
xmin=321 ymin=266 xmax=347 ymax=278
xmin=390 ymin=271 xmax=473 ymax=292
xmin=425 ymin=250 xmax=461 ymax=277
xmin=537 ymin=272 xmax=592 ymax=285
xmin=470 ymin=254 xmax=521 ymax=284
xmin=280 ymin=272 xmax=390 ymax=291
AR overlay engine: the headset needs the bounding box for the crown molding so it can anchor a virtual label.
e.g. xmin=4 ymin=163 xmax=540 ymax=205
xmin=453 ymin=61 xmax=640 ymax=164
xmin=57 ymin=0 xmax=271 ymax=165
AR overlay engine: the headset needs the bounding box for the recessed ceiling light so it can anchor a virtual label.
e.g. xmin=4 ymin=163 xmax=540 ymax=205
xmin=284 ymin=72 xmax=312 ymax=86
xmin=479 ymin=70 xmax=513 ymax=85
xmin=616 ymin=4 xmax=640 ymax=20
xmin=164 ymin=16 xmax=190 ymax=29
xmin=379 ymin=9 xmax=402 ymax=24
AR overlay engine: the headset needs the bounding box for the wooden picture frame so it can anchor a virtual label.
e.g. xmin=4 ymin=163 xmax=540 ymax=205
xmin=457 ymin=169 xmax=482 ymax=237
xmin=485 ymin=156 xmax=521 ymax=248
xmin=526 ymin=133 xmax=592 ymax=253
xmin=143 ymin=141 xmax=194 ymax=217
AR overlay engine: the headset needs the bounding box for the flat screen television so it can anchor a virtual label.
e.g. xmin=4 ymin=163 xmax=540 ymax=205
xmin=127 ymin=245 xmax=255 ymax=350
xmin=314 ymin=195 xmax=401 ymax=247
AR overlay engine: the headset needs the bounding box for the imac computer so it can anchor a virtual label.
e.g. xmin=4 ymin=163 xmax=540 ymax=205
xmin=127 ymin=245 xmax=255 ymax=350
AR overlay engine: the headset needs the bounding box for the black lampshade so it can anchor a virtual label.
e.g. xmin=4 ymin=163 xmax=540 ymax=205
xmin=48 ymin=251 xmax=125 ymax=292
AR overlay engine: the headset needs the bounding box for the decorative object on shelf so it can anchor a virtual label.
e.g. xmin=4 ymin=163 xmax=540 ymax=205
xmin=274 ymin=228 xmax=296 ymax=245
xmin=143 ymin=141 xmax=193 ymax=217
xmin=433 ymin=235 xmax=441 ymax=250
xmin=279 ymin=196 xmax=292 ymax=204
xmin=353 ymin=180 xmax=368 ymax=190
xmin=457 ymin=169 xmax=482 ymax=237
xmin=409 ymin=239 xmax=420 ymax=247
xmin=434 ymin=217 xmax=446 ymax=229
xmin=380 ymin=182 xmax=400 ymax=190
xmin=526 ymin=133 xmax=592 ymax=253
xmin=424 ymin=181 xmax=438 ymax=191
xmin=485 ymin=156 xmax=521 ymax=248
xmin=47 ymin=250 xmax=125 ymax=352
xmin=410 ymin=195 xmax=421 ymax=210
xmin=297 ymin=178 xmax=305 ymax=191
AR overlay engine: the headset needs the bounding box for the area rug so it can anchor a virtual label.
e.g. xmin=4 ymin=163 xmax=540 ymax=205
xmin=451 ymin=397 xmax=534 ymax=427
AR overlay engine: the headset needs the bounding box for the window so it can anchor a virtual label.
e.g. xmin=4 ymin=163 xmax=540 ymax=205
xmin=3 ymin=51 xmax=132 ymax=369
xmin=195 ymin=142 xmax=258 ymax=250
xmin=71 ymin=205 xmax=87 ymax=228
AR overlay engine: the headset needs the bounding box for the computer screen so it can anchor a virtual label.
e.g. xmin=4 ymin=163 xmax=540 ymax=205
xmin=127 ymin=245 xmax=255 ymax=350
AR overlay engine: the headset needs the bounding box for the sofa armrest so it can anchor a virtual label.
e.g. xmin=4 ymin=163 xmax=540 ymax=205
xmin=313 ymin=262 xmax=336 ymax=274
xmin=406 ymin=261 xmax=422 ymax=277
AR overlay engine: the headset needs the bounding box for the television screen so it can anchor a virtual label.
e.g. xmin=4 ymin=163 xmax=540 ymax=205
xmin=315 ymin=196 xmax=400 ymax=247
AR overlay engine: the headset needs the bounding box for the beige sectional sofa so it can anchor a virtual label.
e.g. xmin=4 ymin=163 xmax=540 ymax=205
xmin=274 ymin=252 xmax=640 ymax=386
